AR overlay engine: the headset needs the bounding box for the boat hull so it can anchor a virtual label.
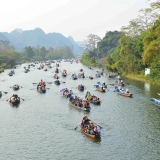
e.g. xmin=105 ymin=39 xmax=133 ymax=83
xmin=69 ymin=102 xmax=91 ymax=111
xmin=151 ymin=98 xmax=160 ymax=107
xmin=96 ymin=88 xmax=105 ymax=92
xmin=118 ymin=93 xmax=132 ymax=97
xmin=80 ymin=127 xmax=100 ymax=138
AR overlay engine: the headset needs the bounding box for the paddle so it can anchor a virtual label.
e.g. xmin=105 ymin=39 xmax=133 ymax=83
xmin=74 ymin=125 xmax=79 ymax=130
xmin=0 ymin=91 xmax=8 ymax=94
xmin=108 ymin=84 xmax=114 ymax=86
xmin=61 ymin=81 xmax=66 ymax=83
xmin=46 ymin=82 xmax=53 ymax=84
xmin=32 ymin=83 xmax=38 ymax=84
xmin=20 ymin=97 xmax=25 ymax=101
xmin=91 ymin=121 xmax=102 ymax=129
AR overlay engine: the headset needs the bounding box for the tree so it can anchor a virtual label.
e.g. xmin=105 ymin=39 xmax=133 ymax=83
xmin=23 ymin=46 xmax=35 ymax=59
xmin=142 ymin=16 xmax=160 ymax=67
xmin=82 ymin=34 xmax=101 ymax=52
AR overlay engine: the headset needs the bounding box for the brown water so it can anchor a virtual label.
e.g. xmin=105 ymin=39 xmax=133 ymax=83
xmin=0 ymin=62 xmax=160 ymax=160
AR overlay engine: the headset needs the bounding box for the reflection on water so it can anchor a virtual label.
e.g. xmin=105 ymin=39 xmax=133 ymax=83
xmin=144 ymin=82 xmax=150 ymax=92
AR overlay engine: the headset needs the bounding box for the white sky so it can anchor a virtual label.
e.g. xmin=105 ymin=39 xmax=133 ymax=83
xmin=0 ymin=0 xmax=152 ymax=41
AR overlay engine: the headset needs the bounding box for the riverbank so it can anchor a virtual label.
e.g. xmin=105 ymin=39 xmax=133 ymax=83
xmin=81 ymin=59 xmax=160 ymax=86
xmin=123 ymin=74 xmax=160 ymax=86
xmin=0 ymin=67 xmax=4 ymax=73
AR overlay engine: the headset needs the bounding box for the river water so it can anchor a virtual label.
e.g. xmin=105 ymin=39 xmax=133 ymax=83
xmin=0 ymin=61 xmax=160 ymax=160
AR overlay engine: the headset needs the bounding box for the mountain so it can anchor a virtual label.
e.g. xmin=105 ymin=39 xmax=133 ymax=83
xmin=0 ymin=28 xmax=83 ymax=55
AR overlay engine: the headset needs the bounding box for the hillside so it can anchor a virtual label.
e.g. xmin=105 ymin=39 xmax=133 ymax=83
xmin=0 ymin=28 xmax=83 ymax=55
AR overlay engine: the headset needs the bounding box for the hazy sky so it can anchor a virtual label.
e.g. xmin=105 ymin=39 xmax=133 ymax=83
xmin=0 ymin=0 xmax=152 ymax=41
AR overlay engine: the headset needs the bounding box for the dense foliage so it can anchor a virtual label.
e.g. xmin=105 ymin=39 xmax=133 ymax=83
xmin=0 ymin=40 xmax=74 ymax=72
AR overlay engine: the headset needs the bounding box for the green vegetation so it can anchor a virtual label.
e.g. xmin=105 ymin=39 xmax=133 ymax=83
xmin=0 ymin=40 xmax=74 ymax=71
xmin=81 ymin=0 xmax=160 ymax=85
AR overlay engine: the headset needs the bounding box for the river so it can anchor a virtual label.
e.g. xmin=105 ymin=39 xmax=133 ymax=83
xmin=0 ymin=61 xmax=160 ymax=160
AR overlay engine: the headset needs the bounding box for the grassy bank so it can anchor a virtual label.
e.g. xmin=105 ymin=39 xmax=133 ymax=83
xmin=123 ymin=73 xmax=160 ymax=86
xmin=0 ymin=67 xmax=4 ymax=73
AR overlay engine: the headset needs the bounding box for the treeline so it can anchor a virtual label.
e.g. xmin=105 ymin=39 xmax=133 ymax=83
xmin=0 ymin=41 xmax=74 ymax=72
xmin=81 ymin=0 xmax=160 ymax=83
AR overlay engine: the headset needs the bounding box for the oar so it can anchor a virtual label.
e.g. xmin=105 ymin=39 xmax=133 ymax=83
xmin=0 ymin=91 xmax=8 ymax=94
xmin=20 ymin=97 xmax=25 ymax=101
xmin=32 ymin=83 xmax=38 ymax=84
xmin=30 ymin=88 xmax=36 ymax=90
xmin=91 ymin=121 xmax=102 ymax=129
xmin=46 ymin=82 xmax=53 ymax=84
xmin=106 ymin=88 xmax=109 ymax=91
xmin=74 ymin=125 xmax=79 ymax=130
xmin=61 ymin=81 xmax=66 ymax=83
xmin=108 ymin=84 xmax=114 ymax=86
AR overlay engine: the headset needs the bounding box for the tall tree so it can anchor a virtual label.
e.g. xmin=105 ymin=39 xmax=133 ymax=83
xmin=82 ymin=34 xmax=101 ymax=52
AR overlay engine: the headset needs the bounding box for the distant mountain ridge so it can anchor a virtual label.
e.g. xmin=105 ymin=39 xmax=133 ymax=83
xmin=0 ymin=28 xmax=83 ymax=55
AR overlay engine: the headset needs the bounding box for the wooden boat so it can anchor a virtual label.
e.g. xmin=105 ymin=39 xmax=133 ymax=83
xmin=118 ymin=92 xmax=132 ymax=98
xmin=37 ymin=89 xmax=46 ymax=93
xmin=115 ymin=80 xmax=124 ymax=86
xmin=77 ymin=85 xmax=84 ymax=91
xmin=8 ymin=98 xmax=20 ymax=106
xmin=150 ymin=98 xmax=160 ymax=107
xmin=62 ymin=93 xmax=72 ymax=98
xmin=80 ymin=127 xmax=101 ymax=138
xmin=72 ymin=77 xmax=77 ymax=80
xmin=8 ymin=72 xmax=13 ymax=76
xmin=54 ymin=80 xmax=60 ymax=85
xmin=13 ymin=85 xmax=20 ymax=91
xmin=115 ymin=86 xmax=132 ymax=97
xmin=78 ymin=74 xmax=85 ymax=78
xmin=115 ymin=82 xmax=124 ymax=86
xmin=89 ymin=76 xmax=93 ymax=80
xmin=69 ymin=102 xmax=91 ymax=111
xmin=62 ymin=73 xmax=67 ymax=77
xmin=96 ymin=88 xmax=106 ymax=92
xmin=54 ymin=75 xmax=59 ymax=79
xmin=88 ymin=100 xmax=100 ymax=105
xmin=85 ymin=94 xmax=100 ymax=105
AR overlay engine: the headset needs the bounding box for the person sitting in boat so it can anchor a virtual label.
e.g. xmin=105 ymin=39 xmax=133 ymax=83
xmin=85 ymin=91 xmax=91 ymax=98
xmin=102 ymin=81 xmax=106 ymax=87
xmin=10 ymin=96 xmax=15 ymax=102
xmin=81 ymin=72 xmax=84 ymax=78
xmin=81 ymin=115 xmax=89 ymax=127
xmin=69 ymin=95 xmax=74 ymax=101
xmin=69 ymin=89 xmax=73 ymax=95
xmin=9 ymin=94 xmax=20 ymax=103
xmin=54 ymin=74 xmax=59 ymax=79
xmin=93 ymin=126 xmax=99 ymax=135
xmin=126 ymin=88 xmax=129 ymax=93
xmin=38 ymin=85 xmax=42 ymax=91
xmin=40 ymin=79 xmax=46 ymax=86
xmin=80 ymin=84 xmax=84 ymax=90
xmin=55 ymin=79 xmax=60 ymax=83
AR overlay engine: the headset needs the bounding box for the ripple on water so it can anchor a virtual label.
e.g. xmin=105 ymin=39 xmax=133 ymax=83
xmin=0 ymin=62 xmax=160 ymax=160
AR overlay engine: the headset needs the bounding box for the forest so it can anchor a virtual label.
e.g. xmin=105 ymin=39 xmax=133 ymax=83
xmin=0 ymin=43 xmax=74 ymax=73
xmin=80 ymin=0 xmax=160 ymax=84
